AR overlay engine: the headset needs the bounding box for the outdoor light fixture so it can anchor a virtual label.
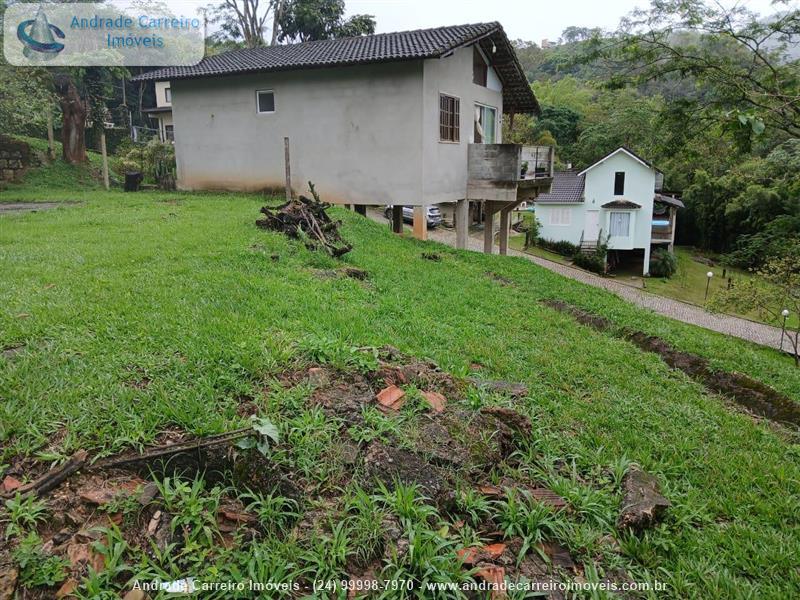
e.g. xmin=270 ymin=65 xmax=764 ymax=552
xmin=705 ymin=271 xmax=713 ymax=301
xmin=781 ymin=309 xmax=790 ymax=351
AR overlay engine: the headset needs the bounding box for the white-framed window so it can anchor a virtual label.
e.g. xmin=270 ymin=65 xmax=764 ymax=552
xmin=256 ymin=90 xmax=275 ymax=114
xmin=549 ymin=208 xmax=571 ymax=226
xmin=474 ymin=103 xmax=497 ymax=144
xmin=164 ymin=87 xmax=171 ymax=103
xmin=609 ymin=211 xmax=631 ymax=237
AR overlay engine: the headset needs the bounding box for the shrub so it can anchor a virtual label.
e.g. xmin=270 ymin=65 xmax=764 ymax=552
xmin=538 ymin=238 xmax=580 ymax=257
xmin=572 ymin=250 xmax=606 ymax=274
xmin=649 ymin=249 xmax=678 ymax=278
xmin=521 ymin=214 xmax=541 ymax=249
xmin=114 ymin=138 xmax=176 ymax=188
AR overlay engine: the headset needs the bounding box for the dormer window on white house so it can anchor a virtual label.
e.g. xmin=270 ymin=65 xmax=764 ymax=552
xmin=614 ymin=171 xmax=625 ymax=196
xmin=164 ymin=87 xmax=171 ymax=103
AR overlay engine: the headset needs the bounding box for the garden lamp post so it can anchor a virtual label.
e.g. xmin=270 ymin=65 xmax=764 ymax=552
xmin=781 ymin=309 xmax=790 ymax=351
xmin=704 ymin=271 xmax=713 ymax=301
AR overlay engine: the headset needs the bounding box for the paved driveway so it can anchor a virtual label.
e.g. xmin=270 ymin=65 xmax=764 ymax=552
xmin=0 ymin=202 xmax=79 ymax=214
xmin=366 ymin=209 xmax=790 ymax=353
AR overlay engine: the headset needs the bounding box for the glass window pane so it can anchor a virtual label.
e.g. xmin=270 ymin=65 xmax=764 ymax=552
xmin=258 ymin=91 xmax=275 ymax=113
xmin=609 ymin=211 xmax=630 ymax=236
xmin=483 ymin=107 xmax=496 ymax=143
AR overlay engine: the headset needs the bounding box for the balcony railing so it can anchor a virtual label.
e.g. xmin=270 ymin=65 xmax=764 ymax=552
xmin=651 ymin=215 xmax=674 ymax=241
xmin=521 ymin=145 xmax=555 ymax=179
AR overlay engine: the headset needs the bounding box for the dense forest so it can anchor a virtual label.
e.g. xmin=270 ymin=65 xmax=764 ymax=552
xmin=505 ymin=2 xmax=800 ymax=268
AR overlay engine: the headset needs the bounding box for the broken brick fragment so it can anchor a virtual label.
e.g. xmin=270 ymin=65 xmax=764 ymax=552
xmin=1 ymin=476 xmax=21 ymax=493
xmin=55 ymin=578 xmax=78 ymax=599
xmin=376 ymin=385 xmax=405 ymax=410
xmin=474 ymin=566 xmax=507 ymax=598
xmin=421 ymin=390 xmax=447 ymax=413
xmin=457 ymin=543 xmax=507 ymax=566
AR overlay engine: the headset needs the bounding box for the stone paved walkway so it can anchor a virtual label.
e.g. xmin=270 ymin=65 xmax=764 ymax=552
xmin=366 ymin=210 xmax=790 ymax=352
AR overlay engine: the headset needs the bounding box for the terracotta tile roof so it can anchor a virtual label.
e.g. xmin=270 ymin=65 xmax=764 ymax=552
xmin=132 ymin=23 xmax=539 ymax=113
xmin=534 ymin=171 xmax=585 ymax=204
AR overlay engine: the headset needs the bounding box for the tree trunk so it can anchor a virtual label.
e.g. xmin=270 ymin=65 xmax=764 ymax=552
xmin=54 ymin=76 xmax=87 ymax=164
xmin=270 ymin=0 xmax=284 ymax=45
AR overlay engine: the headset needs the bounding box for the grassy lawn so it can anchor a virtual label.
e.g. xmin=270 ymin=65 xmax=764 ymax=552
xmin=2 ymin=166 xmax=800 ymax=597
xmin=613 ymin=247 xmax=799 ymax=329
xmin=508 ymin=235 xmax=574 ymax=266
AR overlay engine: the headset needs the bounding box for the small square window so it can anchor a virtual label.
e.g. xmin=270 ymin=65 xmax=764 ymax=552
xmin=549 ymin=208 xmax=571 ymax=226
xmin=257 ymin=90 xmax=275 ymax=113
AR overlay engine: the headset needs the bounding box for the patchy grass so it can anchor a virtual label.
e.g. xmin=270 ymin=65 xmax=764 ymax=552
xmin=508 ymin=235 xmax=573 ymax=266
xmin=1 ymin=183 xmax=800 ymax=598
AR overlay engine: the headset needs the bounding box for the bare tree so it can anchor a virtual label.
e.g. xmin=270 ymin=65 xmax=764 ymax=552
xmin=209 ymin=0 xmax=278 ymax=48
xmin=271 ymin=0 xmax=285 ymax=45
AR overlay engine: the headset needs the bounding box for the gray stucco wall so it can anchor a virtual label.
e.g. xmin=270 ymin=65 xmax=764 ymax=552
xmin=421 ymin=47 xmax=503 ymax=204
xmin=170 ymin=44 xmax=504 ymax=206
xmin=171 ymin=61 xmax=424 ymax=205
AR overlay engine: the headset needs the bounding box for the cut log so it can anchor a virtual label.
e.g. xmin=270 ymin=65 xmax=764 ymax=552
xmin=617 ymin=466 xmax=670 ymax=531
xmin=1 ymin=450 xmax=88 ymax=499
xmin=91 ymin=428 xmax=252 ymax=470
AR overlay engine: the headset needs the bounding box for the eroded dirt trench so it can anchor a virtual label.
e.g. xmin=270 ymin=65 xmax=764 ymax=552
xmin=543 ymin=300 xmax=800 ymax=428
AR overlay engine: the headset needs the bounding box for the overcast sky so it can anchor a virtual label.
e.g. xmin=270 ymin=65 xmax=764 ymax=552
xmin=345 ymin=0 xmax=790 ymax=43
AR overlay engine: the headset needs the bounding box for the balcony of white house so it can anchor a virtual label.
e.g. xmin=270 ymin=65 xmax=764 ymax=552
xmin=651 ymin=194 xmax=684 ymax=248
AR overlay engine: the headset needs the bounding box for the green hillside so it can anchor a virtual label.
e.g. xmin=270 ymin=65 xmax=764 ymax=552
xmin=1 ymin=178 xmax=798 ymax=597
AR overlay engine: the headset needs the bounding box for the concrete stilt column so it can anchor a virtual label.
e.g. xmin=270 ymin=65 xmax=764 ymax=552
xmin=499 ymin=208 xmax=511 ymax=256
xmin=643 ymin=244 xmax=652 ymax=276
xmin=455 ymin=199 xmax=469 ymax=249
xmin=412 ymin=206 xmax=428 ymax=240
xmin=392 ymin=205 xmax=403 ymax=234
xmin=483 ymin=203 xmax=495 ymax=254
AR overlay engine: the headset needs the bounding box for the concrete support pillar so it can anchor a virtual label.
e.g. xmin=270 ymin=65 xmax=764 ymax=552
xmin=412 ymin=206 xmax=428 ymax=241
xmin=354 ymin=205 xmax=366 ymax=216
xmin=483 ymin=203 xmax=495 ymax=254
xmin=499 ymin=208 xmax=511 ymax=256
xmin=455 ymin=199 xmax=469 ymax=249
xmin=643 ymin=244 xmax=652 ymax=276
xmin=392 ymin=205 xmax=403 ymax=234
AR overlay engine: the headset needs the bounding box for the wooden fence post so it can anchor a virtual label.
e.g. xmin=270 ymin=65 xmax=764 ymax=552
xmin=46 ymin=108 xmax=55 ymax=161
xmin=100 ymin=129 xmax=110 ymax=190
xmin=284 ymin=137 xmax=292 ymax=201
